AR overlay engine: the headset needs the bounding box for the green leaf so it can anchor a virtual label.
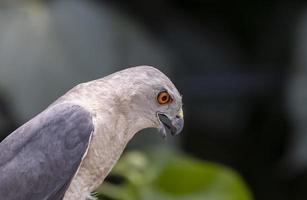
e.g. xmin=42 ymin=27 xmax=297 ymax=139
xmin=96 ymin=149 xmax=253 ymax=200
xmin=152 ymin=157 xmax=252 ymax=200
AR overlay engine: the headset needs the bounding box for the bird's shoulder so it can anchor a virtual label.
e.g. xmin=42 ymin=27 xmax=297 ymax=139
xmin=0 ymin=102 xmax=94 ymax=165
xmin=0 ymin=103 xmax=94 ymax=199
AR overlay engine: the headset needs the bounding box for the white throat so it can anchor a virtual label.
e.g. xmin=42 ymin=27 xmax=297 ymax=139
xmin=61 ymin=82 xmax=154 ymax=200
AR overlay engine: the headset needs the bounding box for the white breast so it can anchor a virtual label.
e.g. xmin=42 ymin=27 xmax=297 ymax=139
xmin=63 ymin=110 xmax=130 ymax=200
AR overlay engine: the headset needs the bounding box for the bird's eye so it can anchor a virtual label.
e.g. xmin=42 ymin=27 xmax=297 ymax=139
xmin=157 ymin=91 xmax=172 ymax=104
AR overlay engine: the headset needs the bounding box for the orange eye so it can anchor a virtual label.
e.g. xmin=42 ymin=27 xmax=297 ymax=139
xmin=157 ymin=91 xmax=172 ymax=104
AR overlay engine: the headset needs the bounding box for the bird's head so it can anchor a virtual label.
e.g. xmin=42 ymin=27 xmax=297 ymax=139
xmin=112 ymin=66 xmax=184 ymax=139
xmin=154 ymin=87 xmax=184 ymax=139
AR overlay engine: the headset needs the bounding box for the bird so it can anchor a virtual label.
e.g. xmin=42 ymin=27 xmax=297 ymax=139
xmin=0 ymin=66 xmax=184 ymax=200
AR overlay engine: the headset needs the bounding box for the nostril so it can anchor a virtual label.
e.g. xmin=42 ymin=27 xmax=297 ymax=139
xmin=176 ymin=115 xmax=180 ymax=119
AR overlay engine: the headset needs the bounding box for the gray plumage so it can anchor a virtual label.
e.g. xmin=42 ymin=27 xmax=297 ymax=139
xmin=0 ymin=66 xmax=184 ymax=200
xmin=0 ymin=104 xmax=94 ymax=200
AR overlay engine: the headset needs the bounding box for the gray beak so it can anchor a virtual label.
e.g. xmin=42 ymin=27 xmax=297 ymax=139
xmin=158 ymin=108 xmax=184 ymax=139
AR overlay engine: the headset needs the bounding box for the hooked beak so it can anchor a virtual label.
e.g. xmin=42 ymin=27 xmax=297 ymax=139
xmin=157 ymin=108 xmax=184 ymax=139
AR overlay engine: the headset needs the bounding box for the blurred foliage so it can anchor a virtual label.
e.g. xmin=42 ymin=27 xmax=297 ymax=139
xmin=95 ymin=148 xmax=253 ymax=200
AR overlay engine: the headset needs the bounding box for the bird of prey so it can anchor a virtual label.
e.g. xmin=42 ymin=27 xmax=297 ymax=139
xmin=0 ymin=66 xmax=184 ymax=200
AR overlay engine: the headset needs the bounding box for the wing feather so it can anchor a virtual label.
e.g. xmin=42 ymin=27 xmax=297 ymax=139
xmin=0 ymin=103 xmax=94 ymax=200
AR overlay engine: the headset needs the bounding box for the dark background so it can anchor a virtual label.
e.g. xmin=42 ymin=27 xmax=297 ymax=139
xmin=1 ymin=0 xmax=307 ymax=199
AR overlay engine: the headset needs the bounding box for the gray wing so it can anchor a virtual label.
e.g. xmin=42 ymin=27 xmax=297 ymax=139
xmin=0 ymin=103 xmax=94 ymax=200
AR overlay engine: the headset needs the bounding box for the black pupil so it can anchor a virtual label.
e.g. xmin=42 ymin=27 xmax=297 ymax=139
xmin=162 ymin=95 xmax=168 ymax=101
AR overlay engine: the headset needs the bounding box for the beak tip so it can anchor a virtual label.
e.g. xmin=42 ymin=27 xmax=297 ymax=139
xmin=171 ymin=117 xmax=184 ymax=136
xmin=157 ymin=112 xmax=184 ymax=138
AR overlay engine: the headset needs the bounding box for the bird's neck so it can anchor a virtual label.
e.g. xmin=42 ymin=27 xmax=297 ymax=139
xmin=62 ymin=80 xmax=155 ymax=137
xmin=62 ymin=82 xmax=153 ymax=199
xmin=64 ymin=105 xmax=148 ymax=199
